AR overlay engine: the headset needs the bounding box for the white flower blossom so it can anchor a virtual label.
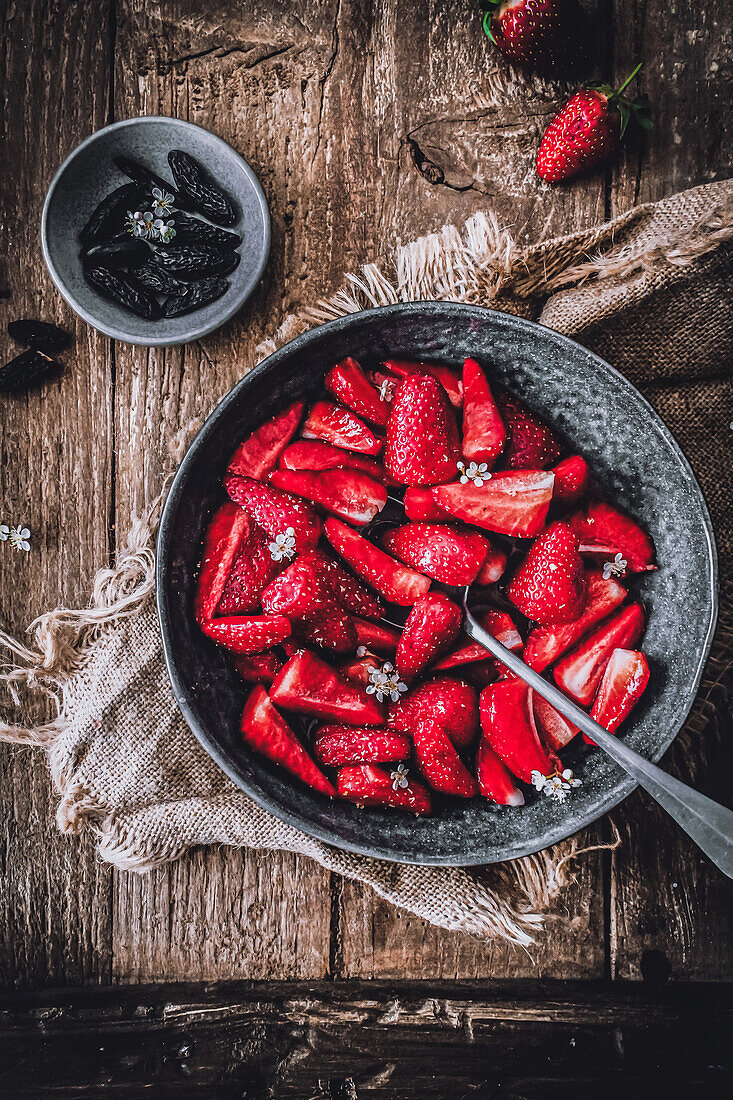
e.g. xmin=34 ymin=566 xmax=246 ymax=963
xmin=151 ymin=187 xmax=175 ymax=216
xmin=356 ymin=646 xmax=369 ymax=658
xmin=457 ymin=460 xmax=490 ymax=487
xmin=0 ymin=524 xmax=8 ymax=541
xmin=365 ymin=660 xmax=408 ymax=703
xmin=603 ymin=553 xmax=628 ymax=580
xmin=2 ymin=524 xmax=31 ymax=552
xmin=379 ymin=379 xmax=395 ymax=403
xmin=390 ymin=764 xmax=410 ymax=790
xmin=268 ymin=526 xmax=296 ymax=562
xmin=125 ymin=209 xmax=157 ymax=239
xmin=531 ymin=768 xmax=582 ymax=803
xmin=154 ymin=217 xmax=176 ymax=243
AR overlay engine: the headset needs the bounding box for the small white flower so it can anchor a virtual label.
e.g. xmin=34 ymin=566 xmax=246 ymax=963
xmin=0 ymin=524 xmax=8 ymax=541
xmin=391 ymin=764 xmax=410 ymax=790
xmin=366 ymin=660 xmax=408 ymax=702
xmin=154 ymin=217 xmax=176 ymax=243
xmin=151 ymin=187 xmax=175 ymax=216
xmin=561 ymin=768 xmax=582 ymax=789
xmin=6 ymin=525 xmax=31 ymax=552
xmin=531 ymin=767 xmax=581 ymax=803
xmin=457 ymin=460 xmax=490 ymax=487
xmin=268 ymin=526 xmax=296 ymax=562
xmin=531 ymin=770 xmax=548 ymax=792
xmin=125 ymin=209 xmax=157 ymax=239
xmin=356 ymin=646 xmax=369 ymax=658
xmin=602 ymin=553 xmax=627 ymax=580
xmin=379 ymin=379 xmax=395 ymax=403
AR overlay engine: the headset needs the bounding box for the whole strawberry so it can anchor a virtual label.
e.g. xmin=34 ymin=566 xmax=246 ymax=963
xmin=537 ymin=63 xmax=652 ymax=183
xmin=479 ymin=0 xmax=590 ymax=75
xmin=507 ymin=520 xmax=587 ymax=626
xmin=385 ymin=374 xmax=461 ymax=487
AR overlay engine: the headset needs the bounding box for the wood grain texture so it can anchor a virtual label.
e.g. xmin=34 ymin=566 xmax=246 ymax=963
xmin=0 ymin=0 xmax=114 ymax=990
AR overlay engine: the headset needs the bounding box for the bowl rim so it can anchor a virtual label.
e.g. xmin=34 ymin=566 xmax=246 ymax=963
xmin=157 ymin=301 xmax=719 ymax=865
xmin=40 ymin=115 xmax=271 ymax=347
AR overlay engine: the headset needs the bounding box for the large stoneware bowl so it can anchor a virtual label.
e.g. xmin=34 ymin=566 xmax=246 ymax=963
xmin=157 ymin=303 xmax=718 ymax=865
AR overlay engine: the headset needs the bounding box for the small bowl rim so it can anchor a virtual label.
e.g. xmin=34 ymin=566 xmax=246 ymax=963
xmin=40 ymin=116 xmax=271 ymax=347
xmin=157 ymin=302 xmax=719 ymax=865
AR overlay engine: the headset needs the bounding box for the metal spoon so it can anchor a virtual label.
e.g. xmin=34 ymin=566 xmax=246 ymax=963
xmin=461 ymin=592 xmax=733 ymax=880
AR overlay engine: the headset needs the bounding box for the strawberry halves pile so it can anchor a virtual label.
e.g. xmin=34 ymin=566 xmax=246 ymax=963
xmin=195 ymin=355 xmax=655 ymax=814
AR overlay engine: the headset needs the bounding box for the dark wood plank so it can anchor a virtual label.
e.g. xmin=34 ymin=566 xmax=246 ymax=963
xmin=0 ymin=0 xmax=114 ymax=989
xmin=1 ymin=980 xmax=731 ymax=1098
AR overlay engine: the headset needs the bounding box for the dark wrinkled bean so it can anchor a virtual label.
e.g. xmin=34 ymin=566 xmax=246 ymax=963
xmin=168 ymin=150 xmax=238 ymax=226
xmin=0 ymin=349 xmax=60 ymax=392
xmin=79 ymin=182 xmax=141 ymax=248
xmin=7 ymin=319 xmax=71 ymax=353
xmin=84 ymin=265 xmax=162 ymax=320
xmin=82 ymin=236 xmax=150 ymax=270
xmin=162 ymin=277 xmax=230 ymax=317
xmin=151 ymin=244 xmax=240 ymax=280
xmin=161 ymin=210 xmax=241 ymax=250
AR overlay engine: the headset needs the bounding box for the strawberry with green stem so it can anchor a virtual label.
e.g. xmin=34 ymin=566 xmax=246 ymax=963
xmin=478 ymin=0 xmax=591 ymax=75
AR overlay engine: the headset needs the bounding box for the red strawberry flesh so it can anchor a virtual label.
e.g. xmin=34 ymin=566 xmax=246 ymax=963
xmin=337 ymin=763 xmax=432 ymax=814
xmin=388 ymin=676 xmax=479 ymax=750
xmin=537 ymin=88 xmax=619 ymax=184
xmin=552 ymin=455 xmax=590 ymax=505
xmin=352 ymin=617 xmax=401 ymax=653
xmin=497 ymin=391 xmax=562 ymax=469
xmin=271 ymin=467 xmax=387 ymax=526
xmin=194 ymin=502 xmax=250 ymax=624
xmin=232 ymin=651 xmax=283 ymax=685
xmin=279 ymin=440 xmax=386 ymax=482
xmin=325 ymin=357 xmax=390 ymax=427
xmin=324 ymin=517 xmax=431 ymax=606
xmin=403 ymin=486 xmax=452 ymax=522
xmin=475 ymin=736 xmax=525 ymax=806
xmin=507 ymin=520 xmax=587 ymax=626
xmin=554 ymin=602 xmax=646 ymax=706
xmin=434 ymin=610 xmax=523 ymax=672
xmin=241 ymin=686 xmax=335 ymax=796
xmin=225 ymin=474 xmax=321 ymax=553
xmin=302 ymin=400 xmax=382 ymax=456
xmin=475 ymin=544 xmax=508 ymax=585
xmin=270 ymin=649 xmax=385 ymax=724
xmin=396 ymin=593 xmax=463 ymax=681
xmin=533 ymin=694 xmax=579 ymax=752
xmin=216 ymin=520 xmax=280 ymax=616
xmin=308 ymin=549 xmax=383 ymax=620
xmin=569 ymin=501 xmax=656 ymax=572
xmin=314 ymin=725 xmax=411 ymax=767
xmin=461 ymin=357 xmax=506 ymax=466
xmin=382 ymin=522 xmax=492 ymax=585
xmin=524 ymin=571 xmax=627 ymax=672
xmin=384 ymin=374 xmax=461 ymax=487
xmin=413 ymin=721 xmax=478 ymax=798
xmin=382 ymin=359 xmax=463 ymax=408
xmin=228 ymin=401 xmax=304 ymax=480
xmin=201 ymin=614 xmax=291 ymax=655
xmin=480 ymin=679 xmax=557 ymax=783
xmin=433 ymin=470 xmax=555 ymax=537
xmin=587 ymin=647 xmax=650 ymax=741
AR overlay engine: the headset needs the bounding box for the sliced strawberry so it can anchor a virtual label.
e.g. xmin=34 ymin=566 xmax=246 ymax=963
xmin=314 ymin=725 xmax=411 ymax=767
xmin=309 ymin=549 xmax=384 ymax=620
xmin=475 ymin=737 xmax=525 ymax=806
xmin=279 ymin=440 xmax=386 ymax=482
xmin=202 ymin=614 xmax=291 ymax=655
xmin=497 ymin=391 xmax=562 ymax=469
xmin=434 ymin=610 xmax=523 ymax=672
xmin=433 ymin=470 xmax=555 ymax=537
xmin=216 ymin=520 xmax=281 ymax=615
xmin=507 ymin=521 xmax=587 ymax=626
xmin=382 ymin=359 xmax=463 ymax=408
xmin=533 ymin=694 xmax=579 ymax=752
xmin=480 ymin=679 xmax=557 ymax=783
xmin=325 ymin=357 xmax=391 ymax=427
xmin=388 ymin=676 xmax=479 ymax=750
xmin=194 ymin=502 xmax=250 ymax=625
xmin=552 ymin=455 xmax=590 ymax=505
xmin=403 ymin=486 xmax=452 ymax=522
xmin=524 ymin=571 xmax=627 ymax=672
xmin=475 ymin=544 xmax=508 ymax=585
xmin=241 ymin=686 xmax=335 ymax=796
xmin=461 ymin=357 xmax=506 ymax=466
xmin=232 ymin=651 xmax=283 ymax=685
xmin=554 ymin=603 xmax=646 ymax=706
xmin=302 ymin=400 xmax=382 ymax=456
xmin=382 ymin=522 xmax=491 ymax=585
xmin=228 ymin=401 xmax=304 ymax=480
xmin=413 ymin=721 xmax=478 ymax=798
xmin=569 ymin=501 xmax=656 ymax=572
xmin=324 ymin=518 xmax=431 ymax=606
xmin=225 ymin=474 xmax=321 ymax=553
xmin=384 ymin=375 xmax=461 ymax=487
xmin=587 ymin=648 xmax=650 ymax=741
xmin=302 ymin=612 xmax=358 ymax=653
xmin=352 ymin=617 xmax=401 ymax=653
xmin=337 ymin=763 xmax=432 ymax=814
xmin=270 ymin=649 xmax=385 ymax=724
xmin=270 ymin=467 xmax=387 ymax=526
xmin=339 ymin=654 xmax=382 ymax=687
xmin=261 ymin=553 xmax=336 ymax=620
xmin=396 ymin=593 xmax=463 ymax=681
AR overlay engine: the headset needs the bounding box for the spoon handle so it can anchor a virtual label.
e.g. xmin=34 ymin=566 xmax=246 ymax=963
xmin=463 ymin=610 xmax=733 ymax=880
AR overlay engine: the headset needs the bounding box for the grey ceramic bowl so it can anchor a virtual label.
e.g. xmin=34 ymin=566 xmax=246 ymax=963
xmin=41 ymin=117 xmax=270 ymax=346
xmin=157 ymin=303 xmax=718 ymax=865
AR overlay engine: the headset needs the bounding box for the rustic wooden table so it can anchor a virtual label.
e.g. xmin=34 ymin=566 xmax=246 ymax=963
xmin=1 ymin=1 xmax=732 ymax=1096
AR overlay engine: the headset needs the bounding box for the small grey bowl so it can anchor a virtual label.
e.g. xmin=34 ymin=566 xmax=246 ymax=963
xmin=41 ymin=117 xmax=270 ymax=346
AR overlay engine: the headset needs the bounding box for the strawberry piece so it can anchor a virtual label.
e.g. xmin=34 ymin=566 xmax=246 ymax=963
xmin=388 ymin=676 xmax=479 ymax=750
xmin=314 ymin=725 xmax=411 ymax=767
xmin=507 ymin=521 xmax=587 ymax=626
xmin=533 ymin=694 xmax=579 ymax=752
xmin=279 ymin=440 xmax=386 ymax=482
xmin=569 ymin=500 xmax=656 ymax=572
xmin=302 ymin=400 xmax=382 ymax=456
xmin=484 ymin=0 xmax=590 ymax=75
xmin=232 ymin=651 xmax=283 ymax=684
xmin=325 ymin=357 xmax=390 ymax=427
xmin=433 ymin=470 xmax=555 ymax=537
xmin=302 ymin=612 xmax=358 ymax=653
xmin=480 ymin=679 xmax=557 ymax=783
xmin=225 ymin=474 xmax=321 ymax=553
xmin=461 ymin=357 xmax=506 ymax=466
xmin=403 ymin=486 xmax=452 ymax=522
xmin=270 ymin=649 xmax=385 ymax=724
xmin=228 ymin=401 xmax=304 ymax=480
xmin=587 ymin=648 xmax=650 ymax=741
xmin=352 ymin=617 xmax=401 ymax=653
xmin=324 ymin=518 xmax=431 ymax=606
xmin=308 ymin=550 xmax=383 ymax=620
xmin=554 ymin=603 xmax=646 ymax=706
xmin=216 ymin=520 xmax=281 ymax=615
xmin=413 ymin=721 xmax=478 ymax=798
xmin=337 ymin=764 xmax=432 ymax=814
xmin=202 ymin=614 xmax=291 ymax=655
xmin=524 ymin=571 xmax=627 ymax=672
xmin=270 ymin=467 xmax=387 ymax=526
xmin=241 ymin=686 xmax=335 ymax=796
xmin=434 ymin=610 xmax=523 ymax=672
xmin=382 ymin=522 xmax=491 ymax=585
xmin=339 ymin=654 xmax=381 ymax=687
xmin=396 ymin=593 xmax=463 ymax=681
xmin=475 ymin=737 xmax=525 ymax=806
xmin=384 ymin=375 xmax=461 ymax=487
xmin=194 ymin=502 xmax=250 ymax=625
xmin=261 ymin=553 xmax=335 ymax=619
xmin=552 ymin=455 xmax=590 ymax=505
xmin=382 ymin=359 xmax=463 ymax=408
xmin=496 ymin=391 xmax=562 ymax=470
xmin=475 ymin=544 xmax=508 ymax=585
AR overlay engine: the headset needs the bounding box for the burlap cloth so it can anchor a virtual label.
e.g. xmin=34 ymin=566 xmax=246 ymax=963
xmin=1 ymin=179 xmax=731 ymax=946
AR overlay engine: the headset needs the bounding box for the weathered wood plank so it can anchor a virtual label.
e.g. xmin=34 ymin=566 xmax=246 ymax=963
xmin=0 ymin=0 xmax=114 ymax=989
